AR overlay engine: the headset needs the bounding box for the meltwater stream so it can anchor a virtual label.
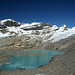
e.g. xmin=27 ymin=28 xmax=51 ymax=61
xmin=0 ymin=50 xmax=64 ymax=70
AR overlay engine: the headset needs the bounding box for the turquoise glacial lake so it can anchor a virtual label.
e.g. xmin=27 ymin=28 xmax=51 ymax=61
xmin=0 ymin=50 xmax=64 ymax=70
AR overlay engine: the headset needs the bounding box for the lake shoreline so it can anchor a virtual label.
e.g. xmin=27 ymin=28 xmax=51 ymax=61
xmin=0 ymin=42 xmax=75 ymax=75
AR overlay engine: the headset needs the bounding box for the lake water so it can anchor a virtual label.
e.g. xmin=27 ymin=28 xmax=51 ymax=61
xmin=0 ymin=50 xmax=64 ymax=70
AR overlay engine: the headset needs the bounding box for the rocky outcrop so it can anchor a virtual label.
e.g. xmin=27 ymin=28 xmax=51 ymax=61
xmin=0 ymin=19 xmax=21 ymax=29
xmin=3 ymin=20 xmax=21 ymax=27
xmin=0 ymin=24 xmax=7 ymax=29
xmin=22 ymin=23 xmax=52 ymax=30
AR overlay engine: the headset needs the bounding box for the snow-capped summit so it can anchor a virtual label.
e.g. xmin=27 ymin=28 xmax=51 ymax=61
xmin=0 ymin=19 xmax=75 ymax=43
xmin=62 ymin=24 xmax=67 ymax=28
xmin=50 ymin=25 xmax=59 ymax=31
xmin=0 ymin=19 xmax=52 ymax=37
xmin=0 ymin=19 xmax=20 ymax=25
xmin=57 ymin=24 xmax=68 ymax=32
xmin=1 ymin=19 xmax=15 ymax=23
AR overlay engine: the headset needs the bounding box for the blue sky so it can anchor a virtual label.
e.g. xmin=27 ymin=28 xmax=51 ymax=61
xmin=0 ymin=0 xmax=75 ymax=28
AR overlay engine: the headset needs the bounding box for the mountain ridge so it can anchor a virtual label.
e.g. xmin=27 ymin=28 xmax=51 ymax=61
xmin=0 ymin=19 xmax=75 ymax=42
xmin=0 ymin=19 xmax=75 ymax=50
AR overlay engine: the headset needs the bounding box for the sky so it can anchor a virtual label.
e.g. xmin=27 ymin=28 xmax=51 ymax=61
xmin=0 ymin=0 xmax=75 ymax=28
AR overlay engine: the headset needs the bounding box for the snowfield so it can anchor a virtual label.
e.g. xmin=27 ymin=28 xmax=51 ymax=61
xmin=44 ymin=27 xmax=75 ymax=42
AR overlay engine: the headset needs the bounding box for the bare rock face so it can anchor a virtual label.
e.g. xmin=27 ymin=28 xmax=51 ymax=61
xmin=3 ymin=20 xmax=21 ymax=27
xmin=0 ymin=35 xmax=42 ymax=49
xmin=0 ymin=29 xmax=9 ymax=34
xmin=0 ymin=24 xmax=7 ymax=29
xmin=0 ymin=19 xmax=21 ymax=29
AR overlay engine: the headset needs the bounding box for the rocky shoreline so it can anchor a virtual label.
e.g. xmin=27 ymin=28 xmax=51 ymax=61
xmin=0 ymin=41 xmax=75 ymax=75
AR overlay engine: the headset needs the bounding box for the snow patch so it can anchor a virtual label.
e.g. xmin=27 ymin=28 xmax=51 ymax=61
xmin=50 ymin=25 xmax=58 ymax=31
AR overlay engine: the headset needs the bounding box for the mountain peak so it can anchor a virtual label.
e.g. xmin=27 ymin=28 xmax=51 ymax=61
xmin=57 ymin=24 xmax=68 ymax=32
xmin=62 ymin=24 xmax=67 ymax=28
xmin=0 ymin=19 xmax=21 ymax=27
xmin=1 ymin=19 xmax=15 ymax=23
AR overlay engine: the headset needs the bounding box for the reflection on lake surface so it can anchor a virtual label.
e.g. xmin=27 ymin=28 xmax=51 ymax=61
xmin=0 ymin=50 xmax=64 ymax=70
